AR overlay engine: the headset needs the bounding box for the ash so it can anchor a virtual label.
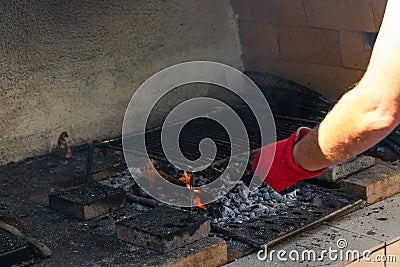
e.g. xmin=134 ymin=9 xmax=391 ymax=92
xmin=100 ymin=167 xmax=298 ymax=224
xmin=100 ymin=168 xmax=142 ymax=192
xmin=208 ymin=181 xmax=297 ymax=224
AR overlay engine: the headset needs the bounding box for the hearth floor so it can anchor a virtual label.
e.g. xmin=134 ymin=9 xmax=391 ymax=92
xmin=1 ymin=147 xmax=398 ymax=266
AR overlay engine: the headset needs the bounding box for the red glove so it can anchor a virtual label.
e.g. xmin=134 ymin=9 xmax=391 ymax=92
xmin=252 ymin=127 xmax=326 ymax=193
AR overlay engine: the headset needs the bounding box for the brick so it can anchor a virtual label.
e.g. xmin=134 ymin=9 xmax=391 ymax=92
xmin=141 ymin=237 xmax=227 ymax=267
xmin=49 ymin=183 xmax=126 ymax=220
xmin=239 ymin=22 xmax=279 ymax=58
xmin=276 ymin=0 xmax=307 ymax=26
xmin=244 ymin=56 xmax=364 ymax=100
xmin=316 ymin=156 xmax=376 ymax=182
xmin=340 ymin=31 xmax=372 ymax=69
xmin=249 ymin=0 xmax=279 ymax=24
xmin=243 ymin=56 xmax=315 ymax=88
xmin=303 ymin=0 xmax=375 ymax=31
xmin=311 ymin=64 xmax=364 ymax=100
xmin=371 ymin=0 xmax=388 ymax=31
xmin=337 ymin=162 xmax=400 ymax=204
xmin=231 ymin=0 xmax=253 ymax=22
xmin=386 ymin=238 xmax=400 ymax=267
xmin=116 ymin=207 xmax=210 ymax=253
xmin=278 ymin=26 xmax=342 ymax=66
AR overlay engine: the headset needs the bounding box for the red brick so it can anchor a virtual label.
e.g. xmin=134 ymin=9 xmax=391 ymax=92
xmin=278 ymin=26 xmax=342 ymax=66
xmin=340 ymin=31 xmax=372 ymax=69
xmin=231 ymin=0 xmax=253 ymax=22
xmin=303 ymin=0 xmax=375 ymax=31
xmin=276 ymin=0 xmax=307 ymax=26
xmin=311 ymin=64 xmax=364 ymax=100
xmin=243 ymin=56 xmax=315 ymax=88
xmin=249 ymin=0 xmax=279 ymax=24
xmin=239 ymin=22 xmax=279 ymax=58
xmin=371 ymin=0 xmax=388 ymax=31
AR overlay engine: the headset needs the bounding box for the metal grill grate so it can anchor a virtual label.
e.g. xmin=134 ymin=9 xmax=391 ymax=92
xmin=94 ymin=72 xmax=400 ymax=164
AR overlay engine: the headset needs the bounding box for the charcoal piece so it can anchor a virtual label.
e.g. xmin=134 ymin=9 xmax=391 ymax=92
xmin=207 ymin=202 xmax=222 ymax=219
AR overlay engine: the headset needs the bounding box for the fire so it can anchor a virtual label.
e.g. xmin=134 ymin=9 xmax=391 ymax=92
xmin=179 ymin=170 xmax=191 ymax=190
xmin=178 ymin=170 xmax=206 ymax=209
xmin=194 ymin=195 xmax=206 ymax=209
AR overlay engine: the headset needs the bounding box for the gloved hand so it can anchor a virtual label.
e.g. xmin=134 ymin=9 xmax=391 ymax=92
xmin=252 ymin=127 xmax=326 ymax=193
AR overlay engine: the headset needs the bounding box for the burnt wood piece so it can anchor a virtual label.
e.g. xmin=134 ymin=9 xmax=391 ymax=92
xmin=116 ymin=207 xmax=210 ymax=253
xmin=0 ymin=221 xmax=52 ymax=259
xmin=49 ymin=183 xmax=126 ymax=220
xmin=0 ymin=228 xmax=31 ymax=267
xmin=126 ymin=192 xmax=160 ymax=208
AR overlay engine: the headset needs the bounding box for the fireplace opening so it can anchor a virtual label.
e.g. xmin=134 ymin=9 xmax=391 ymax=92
xmin=2 ymin=72 xmax=399 ymax=266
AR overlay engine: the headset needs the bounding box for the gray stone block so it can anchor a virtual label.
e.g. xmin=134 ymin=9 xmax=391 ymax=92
xmin=116 ymin=207 xmax=210 ymax=253
xmin=49 ymin=183 xmax=126 ymax=220
xmin=316 ymin=155 xmax=376 ymax=182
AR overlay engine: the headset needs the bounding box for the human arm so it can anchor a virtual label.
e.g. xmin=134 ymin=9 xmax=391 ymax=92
xmin=252 ymin=0 xmax=400 ymax=192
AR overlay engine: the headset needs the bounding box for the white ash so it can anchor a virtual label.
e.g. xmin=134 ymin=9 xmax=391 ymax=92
xmin=208 ymin=181 xmax=298 ymax=224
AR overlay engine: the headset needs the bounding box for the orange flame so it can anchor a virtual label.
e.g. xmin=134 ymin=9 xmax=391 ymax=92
xmin=194 ymin=195 xmax=206 ymax=209
xmin=179 ymin=171 xmax=206 ymax=209
xmin=179 ymin=170 xmax=191 ymax=190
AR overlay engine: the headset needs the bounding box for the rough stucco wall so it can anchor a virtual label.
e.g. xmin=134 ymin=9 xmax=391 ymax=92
xmin=0 ymin=0 xmax=242 ymax=164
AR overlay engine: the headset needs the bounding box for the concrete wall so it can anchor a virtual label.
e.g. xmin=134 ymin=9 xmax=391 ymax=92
xmin=231 ymin=0 xmax=388 ymax=100
xmin=0 ymin=0 xmax=242 ymax=164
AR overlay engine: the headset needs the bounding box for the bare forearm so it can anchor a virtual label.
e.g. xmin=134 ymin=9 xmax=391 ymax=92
xmin=293 ymin=84 xmax=399 ymax=171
